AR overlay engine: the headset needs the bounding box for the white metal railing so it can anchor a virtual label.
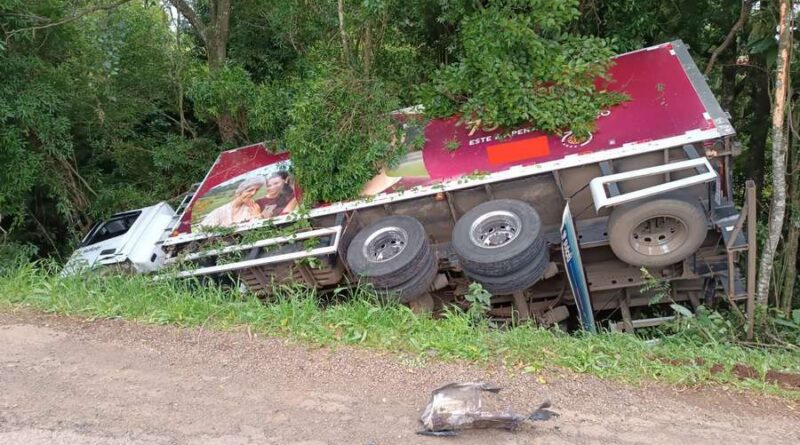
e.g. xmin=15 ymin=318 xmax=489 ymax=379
xmin=589 ymin=157 xmax=717 ymax=211
xmin=157 ymin=225 xmax=342 ymax=279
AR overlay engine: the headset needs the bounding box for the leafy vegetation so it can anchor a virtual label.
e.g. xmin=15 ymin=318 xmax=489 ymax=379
xmin=420 ymin=0 xmax=626 ymax=137
xmin=1 ymin=0 xmax=217 ymax=256
xmin=0 ymin=0 xmax=628 ymax=256
xmin=1 ymin=263 xmax=798 ymax=397
xmin=285 ymin=60 xmax=401 ymax=204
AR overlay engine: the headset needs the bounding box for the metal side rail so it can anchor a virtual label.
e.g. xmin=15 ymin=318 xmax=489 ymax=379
xmin=156 ymin=226 xmax=342 ymax=279
xmin=161 ymin=183 xmax=202 ymax=237
xmin=176 ymin=182 xmax=201 ymax=214
xmin=590 ymin=157 xmax=718 ymax=211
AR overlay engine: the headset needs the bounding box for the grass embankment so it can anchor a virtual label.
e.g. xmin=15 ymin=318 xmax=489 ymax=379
xmin=1 ymin=263 xmax=799 ymax=398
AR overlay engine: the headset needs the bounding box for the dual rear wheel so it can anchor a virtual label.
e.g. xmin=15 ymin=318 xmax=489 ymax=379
xmin=345 ymin=199 xmax=550 ymax=302
xmin=346 ymin=215 xmax=436 ymax=303
xmin=345 ymin=194 xmax=708 ymax=303
xmin=451 ymin=199 xmax=550 ymax=295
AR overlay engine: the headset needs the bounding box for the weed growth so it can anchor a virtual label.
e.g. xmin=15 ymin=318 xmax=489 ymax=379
xmin=1 ymin=262 xmax=799 ymax=398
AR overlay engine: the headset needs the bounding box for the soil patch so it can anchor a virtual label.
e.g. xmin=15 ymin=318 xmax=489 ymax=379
xmin=656 ymin=356 xmax=800 ymax=391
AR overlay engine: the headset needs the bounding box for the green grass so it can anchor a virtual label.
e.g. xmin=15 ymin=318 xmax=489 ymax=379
xmin=1 ymin=262 xmax=799 ymax=398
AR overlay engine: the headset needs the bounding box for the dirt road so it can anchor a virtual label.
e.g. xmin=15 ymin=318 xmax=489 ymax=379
xmin=0 ymin=311 xmax=797 ymax=444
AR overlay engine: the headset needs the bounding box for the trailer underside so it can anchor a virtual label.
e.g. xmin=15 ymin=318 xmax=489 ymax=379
xmin=161 ymin=138 xmax=752 ymax=331
xmin=153 ymin=40 xmax=754 ymax=331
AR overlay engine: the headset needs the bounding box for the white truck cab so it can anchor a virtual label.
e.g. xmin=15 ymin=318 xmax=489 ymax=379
xmin=63 ymin=202 xmax=176 ymax=275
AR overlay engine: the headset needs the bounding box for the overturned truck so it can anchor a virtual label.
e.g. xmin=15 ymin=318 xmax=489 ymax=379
xmin=66 ymin=41 xmax=754 ymax=331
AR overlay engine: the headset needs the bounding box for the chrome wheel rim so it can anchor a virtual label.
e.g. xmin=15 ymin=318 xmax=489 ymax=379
xmin=469 ymin=210 xmax=521 ymax=249
xmin=363 ymin=226 xmax=408 ymax=262
xmin=629 ymin=215 xmax=688 ymax=256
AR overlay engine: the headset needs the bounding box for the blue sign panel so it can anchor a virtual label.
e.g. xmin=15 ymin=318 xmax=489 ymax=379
xmin=561 ymin=203 xmax=596 ymax=332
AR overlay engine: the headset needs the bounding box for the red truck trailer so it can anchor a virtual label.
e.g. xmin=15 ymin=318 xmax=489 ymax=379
xmin=66 ymin=41 xmax=754 ymax=330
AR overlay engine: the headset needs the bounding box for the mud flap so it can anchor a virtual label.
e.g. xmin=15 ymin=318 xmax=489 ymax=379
xmin=561 ymin=203 xmax=596 ymax=332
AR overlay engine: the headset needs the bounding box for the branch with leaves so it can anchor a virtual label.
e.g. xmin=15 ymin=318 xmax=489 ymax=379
xmin=704 ymin=0 xmax=752 ymax=76
xmin=3 ymin=0 xmax=132 ymax=44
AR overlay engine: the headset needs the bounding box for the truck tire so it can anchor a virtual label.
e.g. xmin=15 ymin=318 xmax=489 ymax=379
xmin=381 ymin=252 xmax=438 ymax=303
xmin=347 ymin=215 xmax=430 ymax=288
xmin=451 ymin=199 xmax=543 ymax=277
xmin=465 ymin=250 xmax=550 ymax=295
xmin=607 ymin=194 xmax=707 ymax=267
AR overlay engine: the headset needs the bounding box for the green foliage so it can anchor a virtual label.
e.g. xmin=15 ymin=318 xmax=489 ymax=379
xmin=0 ymin=0 xmax=202 ymax=255
xmin=247 ymin=80 xmax=294 ymax=143
xmin=285 ymin=59 xmax=402 ymax=204
xmin=0 ymin=0 xmax=277 ymax=258
xmin=444 ymin=138 xmax=461 ymax=152
xmin=186 ymin=64 xmax=252 ymax=126
xmin=651 ymin=301 xmax=800 ymax=350
xmin=464 ymin=282 xmax=491 ymax=312
xmin=186 ymin=63 xmax=287 ymax=141
xmin=578 ymin=0 xmax=742 ymax=56
xmin=661 ymin=305 xmax=737 ymax=344
xmin=0 ymin=49 xmax=74 ymax=226
xmin=420 ymin=0 xmax=625 ymax=137
xmin=0 ymin=239 xmax=38 ymax=276
xmin=640 ymin=267 xmax=672 ymax=305
xmin=226 ymin=0 xmax=336 ymax=82
xmin=766 ymin=309 xmax=800 ymax=346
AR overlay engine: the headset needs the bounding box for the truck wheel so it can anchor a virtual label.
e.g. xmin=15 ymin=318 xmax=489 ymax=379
xmin=465 ymin=250 xmax=550 ymax=295
xmin=347 ymin=215 xmax=430 ymax=288
xmin=607 ymin=194 xmax=707 ymax=267
xmin=451 ymin=199 xmax=543 ymax=277
xmin=382 ymin=253 xmax=438 ymax=303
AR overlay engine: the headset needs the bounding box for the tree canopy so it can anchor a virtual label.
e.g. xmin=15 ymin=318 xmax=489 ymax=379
xmin=0 ymin=0 xmax=793 ymax=292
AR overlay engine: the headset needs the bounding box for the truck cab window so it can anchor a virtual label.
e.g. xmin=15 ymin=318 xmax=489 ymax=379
xmin=81 ymin=211 xmax=142 ymax=247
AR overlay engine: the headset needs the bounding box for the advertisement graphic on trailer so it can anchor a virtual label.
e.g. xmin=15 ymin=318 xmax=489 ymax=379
xmin=191 ymin=160 xmax=299 ymax=229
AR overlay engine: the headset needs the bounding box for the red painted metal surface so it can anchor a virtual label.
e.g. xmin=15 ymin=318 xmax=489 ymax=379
xmin=421 ymin=43 xmax=712 ymax=179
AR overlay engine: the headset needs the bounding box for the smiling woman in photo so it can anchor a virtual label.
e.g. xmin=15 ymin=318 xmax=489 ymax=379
xmin=257 ymin=170 xmax=298 ymax=218
xmin=199 ymin=176 xmax=265 ymax=228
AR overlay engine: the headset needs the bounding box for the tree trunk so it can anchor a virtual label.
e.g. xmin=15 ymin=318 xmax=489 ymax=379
xmin=720 ymin=58 xmax=737 ymax=113
xmin=215 ymin=112 xmax=238 ymax=143
xmin=755 ymin=0 xmax=792 ymax=306
xmin=206 ymin=32 xmax=237 ymax=142
xmin=206 ymin=0 xmax=234 ymax=142
xmin=337 ymin=0 xmax=350 ymax=61
xmin=169 ymin=0 xmax=236 ymax=143
xmin=780 ymin=172 xmax=799 ymax=313
xmin=206 ymin=0 xmax=230 ymax=71
xmin=748 ymin=53 xmax=770 ymax=189
xmin=780 ymin=104 xmax=800 ymax=314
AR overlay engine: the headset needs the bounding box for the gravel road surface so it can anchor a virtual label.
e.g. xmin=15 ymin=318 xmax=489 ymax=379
xmin=1 ymin=311 xmax=797 ymax=444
